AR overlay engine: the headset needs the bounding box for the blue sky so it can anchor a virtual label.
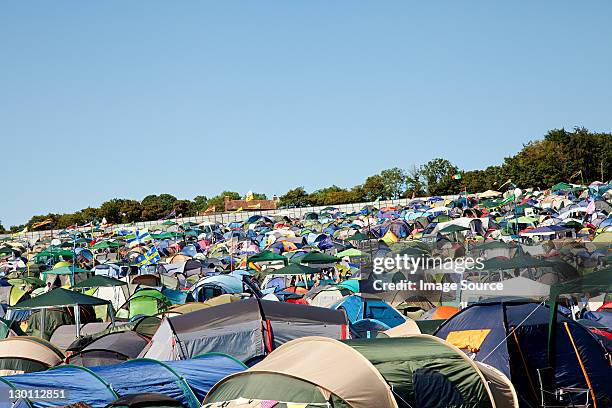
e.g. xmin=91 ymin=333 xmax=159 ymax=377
xmin=1 ymin=1 xmax=611 ymax=227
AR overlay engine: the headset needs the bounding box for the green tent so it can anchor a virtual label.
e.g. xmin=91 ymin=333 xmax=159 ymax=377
xmin=336 ymin=248 xmax=366 ymax=258
xmin=91 ymin=240 xmax=123 ymax=250
xmin=439 ymin=224 xmax=471 ymax=234
xmin=346 ymin=336 xmax=500 ymax=408
xmin=151 ymin=231 xmax=182 ymax=240
xmin=247 ymin=250 xmax=288 ymax=265
xmin=117 ymin=289 xmax=171 ymax=320
xmin=72 ymin=275 xmax=127 ymax=288
xmin=261 ymin=263 xmax=319 ymax=275
xmin=0 ymin=317 xmax=25 ymax=339
xmin=12 ymin=288 xmax=109 ymax=309
xmin=33 ymin=247 xmax=74 ymax=263
xmin=345 ymin=232 xmax=368 ymax=242
xmin=299 ymin=251 xmax=341 ymax=264
xmin=12 ymin=288 xmax=112 ymax=338
xmin=337 ymin=279 xmax=360 ymax=293
xmin=41 ymin=265 xmax=91 ymax=286
xmin=551 ymin=182 xmax=573 ymax=191
xmin=7 ymin=277 xmax=45 ymax=288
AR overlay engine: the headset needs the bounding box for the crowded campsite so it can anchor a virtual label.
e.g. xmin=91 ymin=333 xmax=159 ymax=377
xmin=0 ymin=181 xmax=610 ymax=408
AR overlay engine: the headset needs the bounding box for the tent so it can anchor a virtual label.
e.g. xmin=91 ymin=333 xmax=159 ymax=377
xmin=189 ymin=275 xmax=244 ymax=302
xmin=346 ymin=335 xmax=518 ymax=408
xmin=4 ymin=353 xmax=245 ymax=408
xmin=72 ymin=275 xmax=127 ymax=288
xmin=0 ymin=317 xmax=24 ymax=339
xmin=460 ymin=277 xmax=551 ymax=305
xmin=0 ymin=336 xmax=64 ymax=375
xmin=142 ymin=298 xmax=348 ymax=364
xmin=50 ymin=322 xmax=118 ymax=351
xmin=11 ymin=288 xmax=112 ymax=338
xmin=306 ymin=284 xmax=352 ymax=308
xmin=117 ymin=289 xmax=171 ymax=320
xmin=203 ymin=336 xmax=398 ymax=408
xmin=377 ymin=319 xmax=421 ymax=337
xmin=66 ymin=331 xmax=149 ymax=367
xmin=331 ymin=294 xmax=405 ymax=332
xmin=298 ymin=251 xmax=341 ymax=265
xmin=104 ymin=393 xmax=185 ymax=408
xmin=41 ymin=265 xmax=91 ymax=286
xmin=435 ymin=299 xmax=611 ymax=407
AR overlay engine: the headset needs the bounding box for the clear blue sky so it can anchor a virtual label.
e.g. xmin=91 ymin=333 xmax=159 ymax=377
xmin=2 ymin=1 xmax=611 ymax=227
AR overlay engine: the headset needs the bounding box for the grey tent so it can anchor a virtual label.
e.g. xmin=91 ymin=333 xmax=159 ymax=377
xmin=66 ymin=331 xmax=149 ymax=367
xmin=142 ymin=298 xmax=348 ymax=364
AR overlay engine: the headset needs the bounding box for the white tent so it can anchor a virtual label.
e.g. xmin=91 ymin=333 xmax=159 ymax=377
xmin=460 ymin=276 xmax=551 ymax=305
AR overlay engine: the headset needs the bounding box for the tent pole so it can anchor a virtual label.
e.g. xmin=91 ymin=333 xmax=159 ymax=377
xmin=547 ymin=295 xmax=558 ymax=369
xmin=74 ymin=305 xmax=81 ymax=338
xmin=108 ymin=303 xmax=116 ymax=328
xmin=40 ymin=308 xmax=46 ymax=339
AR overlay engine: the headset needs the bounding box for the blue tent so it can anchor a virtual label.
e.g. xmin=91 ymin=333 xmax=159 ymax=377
xmin=331 ymin=295 xmax=405 ymax=330
xmin=3 ymin=354 xmax=245 ymax=408
xmin=435 ymin=300 xmax=611 ymax=407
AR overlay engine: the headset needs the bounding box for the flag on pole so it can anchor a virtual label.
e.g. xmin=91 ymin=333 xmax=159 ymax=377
xmin=499 ymin=195 xmax=515 ymax=206
xmin=136 ymin=245 xmax=161 ymax=267
xmin=246 ymin=191 xmax=254 ymax=202
xmin=161 ymin=210 xmax=176 ymax=220
xmin=127 ymin=229 xmax=152 ymax=248
xmin=451 ymin=173 xmax=462 ymax=180
xmin=569 ymin=169 xmax=582 ymax=181
xmin=31 ymin=219 xmax=53 ymax=230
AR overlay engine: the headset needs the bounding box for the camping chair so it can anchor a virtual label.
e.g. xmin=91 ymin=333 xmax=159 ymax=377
xmin=537 ymin=367 xmax=592 ymax=408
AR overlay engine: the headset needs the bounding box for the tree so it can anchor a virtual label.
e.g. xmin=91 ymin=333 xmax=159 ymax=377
xmin=190 ymin=195 xmax=209 ymax=215
xmin=99 ymin=199 xmax=123 ymax=223
xmin=380 ymin=167 xmax=408 ymax=199
xmin=173 ymin=200 xmax=192 ymax=217
xmin=405 ymin=165 xmax=425 ymax=197
xmin=420 ymin=158 xmax=459 ymax=195
xmin=362 ymin=175 xmax=386 ymax=201
xmin=140 ymin=194 xmax=177 ymax=220
xmin=119 ymin=200 xmax=142 ymax=223
xmin=279 ymin=187 xmax=310 ymax=207
xmin=207 ymin=191 xmax=241 ymax=212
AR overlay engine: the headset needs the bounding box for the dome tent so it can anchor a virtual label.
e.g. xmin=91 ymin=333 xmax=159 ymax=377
xmin=203 ymin=336 xmax=398 ymax=408
xmin=142 ymin=298 xmax=348 ymax=364
xmin=4 ymin=353 xmax=245 ymax=408
xmin=0 ymin=336 xmax=64 ymax=375
xmin=435 ymin=299 xmax=611 ymax=407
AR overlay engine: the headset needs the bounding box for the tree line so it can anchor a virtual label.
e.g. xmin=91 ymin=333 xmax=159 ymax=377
xmin=1 ymin=127 xmax=610 ymax=233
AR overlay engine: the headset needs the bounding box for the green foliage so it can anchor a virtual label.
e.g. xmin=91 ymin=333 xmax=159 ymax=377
xmin=190 ymin=195 xmax=209 ymax=215
xmin=420 ymin=158 xmax=459 ymax=195
xmin=206 ymin=191 xmax=241 ymax=212
xmin=279 ymin=187 xmax=310 ymax=207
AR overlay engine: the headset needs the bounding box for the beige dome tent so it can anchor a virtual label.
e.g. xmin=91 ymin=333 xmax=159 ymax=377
xmin=378 ymin=319 xmax=421 ymax=337
xmin=203 ymin=336 xmax=398 ymax=408
xmin=0 ymin=336 xmax=64 ymax=375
